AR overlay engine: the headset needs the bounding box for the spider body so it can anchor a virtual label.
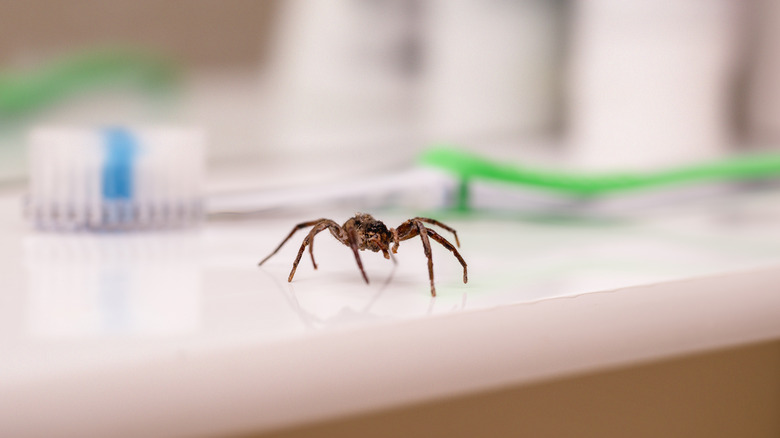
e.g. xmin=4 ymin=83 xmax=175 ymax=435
xmin=258 ymin=213 xmax=467 ymax=296
xmin=341 ymin=214 xmax=394 ymax=253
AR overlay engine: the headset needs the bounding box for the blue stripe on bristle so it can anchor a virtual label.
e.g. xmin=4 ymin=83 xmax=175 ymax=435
xmin=102 ymin=127 xmax=137 ymax=200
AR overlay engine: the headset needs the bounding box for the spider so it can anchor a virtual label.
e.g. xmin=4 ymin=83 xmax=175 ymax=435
xmin=257 ymin=213 xmax=467 ymax=296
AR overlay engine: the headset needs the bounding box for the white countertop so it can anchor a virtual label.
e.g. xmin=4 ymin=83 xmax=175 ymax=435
xmin=1 ymin=186 xmax=780 ymax=437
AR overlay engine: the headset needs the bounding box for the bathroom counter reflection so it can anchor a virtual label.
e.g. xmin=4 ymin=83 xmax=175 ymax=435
xmin=2 ymin=188 xmax=780 ymax=434
xmin=6 ymin=191 xmax=780 ymax=356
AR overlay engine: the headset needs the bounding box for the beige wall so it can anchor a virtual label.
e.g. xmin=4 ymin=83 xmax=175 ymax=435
xmin=0 ymin=0 xmax=276 ymax=68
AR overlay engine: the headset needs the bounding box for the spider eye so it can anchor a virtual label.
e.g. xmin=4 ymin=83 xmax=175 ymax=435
xmin=367 ymin=222 xmax=388 ymax=234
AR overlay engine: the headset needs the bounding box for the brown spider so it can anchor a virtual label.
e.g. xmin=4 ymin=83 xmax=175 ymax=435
xmin=258 ymin=213 xmax=467 ymax=296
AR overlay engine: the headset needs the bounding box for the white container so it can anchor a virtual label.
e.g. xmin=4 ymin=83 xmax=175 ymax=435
xmin=265 ymin=0 xmax=417 ymax=168
xmin=419 ymin=0 xmax=563 ymax=145
xmin=568 ymin=0 xmax=744 ymax=170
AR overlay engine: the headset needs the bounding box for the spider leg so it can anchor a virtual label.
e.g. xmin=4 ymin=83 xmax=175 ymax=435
xmin=410 ymin=221 xmax=437 ymax=297
xmin=389 ymin=227 xmax=400 ymax=254
xmin=306 ymin=220 xmax=342 ymax=269
xmin=287 ymin=221 xmax=338 ymax=282
xmin=413 ymin=217 xmax=461 ymax=247
xmin=394 ymin=220 xmax=414 ymax=238
xmin=258 ymin=219 xmax=326 ymax=266
xmin=308 ymin=242 xmax=318 ymax=269
xmin=426 ymin=229 xmax=468 ymax=284
xmin=347 ymin=226 xmax=370 ymax=284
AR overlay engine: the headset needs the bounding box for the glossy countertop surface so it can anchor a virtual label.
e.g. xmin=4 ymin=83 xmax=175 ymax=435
xmin=2 ymin=186 xmax=780 ymax=437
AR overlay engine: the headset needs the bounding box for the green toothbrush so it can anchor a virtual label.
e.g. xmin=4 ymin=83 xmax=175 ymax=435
xmin=420 ymin=145 xmax=780 ymax=210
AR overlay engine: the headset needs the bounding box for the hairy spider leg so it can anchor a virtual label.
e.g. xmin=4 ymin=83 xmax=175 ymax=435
xmin=412 ymin=217 xmax=460 ymax=247
xmin=395 ymin=219 xmax=467 ymax=297
xmin=305 ymin=220 xmax=345 ymax=269
xmin=395 ymin=221 xmax=436 ymax=296
xmin=416 ymin=221 xmax=436 ymax=297
xmin=258 ymin=219 xmax=327 ymax=266
xmin=389 ymin=227 xmax=400 ymax=254
xmin=346 ymin=225 xmax=370 ymax=284
xmin=426 ymin=229 xmax=468 ymax=284
xmin=288 ymin=221 xmax=342 ymax=282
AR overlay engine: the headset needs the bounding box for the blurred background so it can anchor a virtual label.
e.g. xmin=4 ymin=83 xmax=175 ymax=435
xmin=1 ymin=0 xmax=779 ymax=190
xmin=3 ymin=3 xmax=780 ymax=436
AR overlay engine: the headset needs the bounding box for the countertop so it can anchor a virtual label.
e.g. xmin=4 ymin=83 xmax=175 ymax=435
xmin=1 ymin=185 xmax=780 ymax=437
